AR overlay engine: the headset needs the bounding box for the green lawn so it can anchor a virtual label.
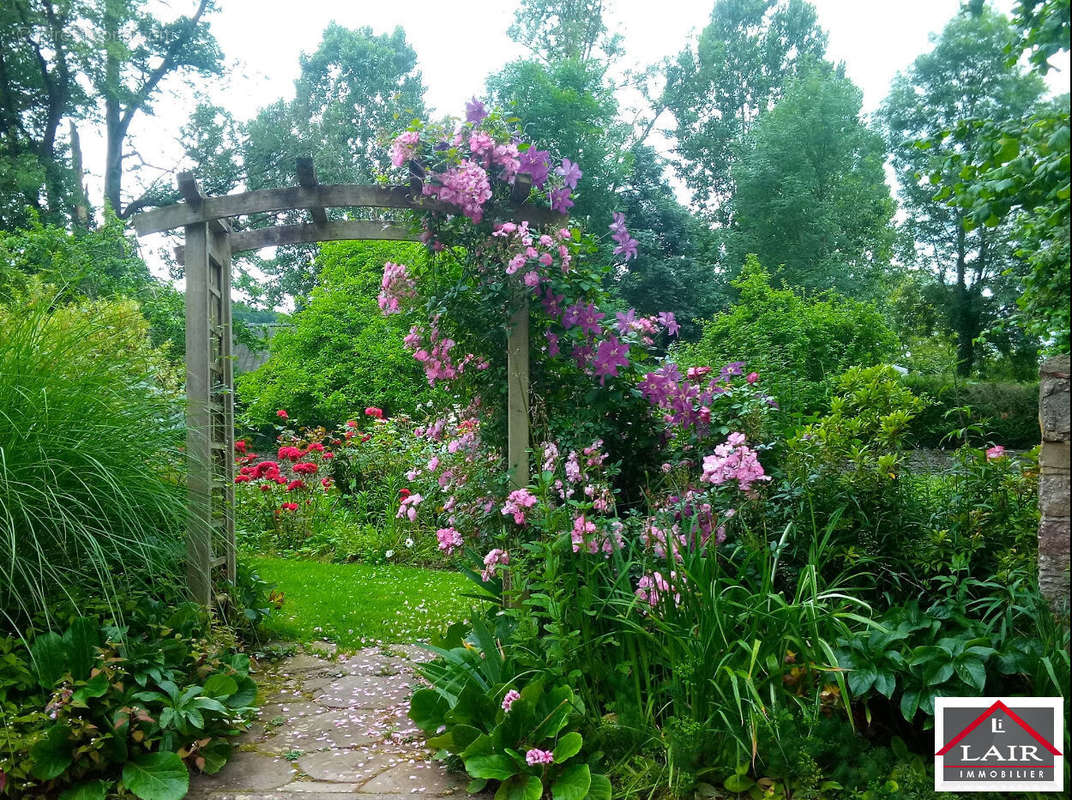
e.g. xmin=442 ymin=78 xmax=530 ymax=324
xmin=250 ymin=557 xmax=480 ymax=649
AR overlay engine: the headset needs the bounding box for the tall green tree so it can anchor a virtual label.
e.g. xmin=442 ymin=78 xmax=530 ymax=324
xmin=95 ymin=0 xmax=221 ymax=217
xmin=730 ymin=65 xmax=895 ymax=295
xmin=879 ymin=4 xmax=1045 ymax=375
xmin=0 ymin=0 xmax=87 ymax=228
xmin=663 ymin=0 xmax=827 ymax=216
xmin=930 ymin=0 xmax=1070 ymax=351
xmin=234 ymin=25 xmax=426 ymax=305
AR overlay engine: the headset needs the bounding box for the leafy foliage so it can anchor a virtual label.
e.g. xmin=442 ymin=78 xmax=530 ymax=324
xmin=879 ymin=5 xmax=1046 ymax=374
xmin=730 ymin=65 xmax=895 ymax=296
xmin=0 ymin=292 xmax=185 ymax=629
xmin=236 ymin=241 xmax=442 ymax=428
xmin=0 ymin=599 xmax=259 ymax=798
xmin=663 ymin=0 xmax=827 ymax=216
xmin=675 ymin=258 xmax=900 ymax=416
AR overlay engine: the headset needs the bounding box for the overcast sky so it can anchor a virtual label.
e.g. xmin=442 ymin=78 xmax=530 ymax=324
xmin=101 ymin=0 xmax=1068 ymax=280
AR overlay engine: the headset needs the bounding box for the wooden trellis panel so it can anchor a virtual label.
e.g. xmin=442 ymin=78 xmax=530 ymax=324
xmin=134 ymin=163 xmax=561 ymax=606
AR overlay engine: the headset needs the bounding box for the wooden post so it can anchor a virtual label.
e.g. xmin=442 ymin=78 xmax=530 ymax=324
xmin=211 ymin=227 xmax=237 ymax=584
xmin=507 ymin=298 xmax=530 ymax=488
xmin=184 ymin=217 xmax=213 ymax=607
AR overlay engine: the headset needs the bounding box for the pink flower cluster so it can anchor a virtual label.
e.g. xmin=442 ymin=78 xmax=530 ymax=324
xmin=404 ymin=320 xmax=487 ymax=387
xmin=501 ymin=689 xmax=520 ymax=712
xmin=390 ymin=130 xmax=420 ymax=167
xmin=501 ymin=488 xmax=538 ymax=525
xmin=377 ymin=261 xmax=416 ymax=314
xmin=986 ymin=445 xmax=1006 ymax=460
xmin=635 ymin=570 xmax=684 ymax=610
xmin=436 ymin=526 xmax=463 ymax=554
xmin=701 ymin=433 xmax=769 ymax=493
xmin=423 ymin=160 xmax=493 ymax=223
xmin=569 ymin=514 xmax=623 ymax=556
xmin=396 ymin=491 xmax=423 ymax=522
xmin=495 ymin=221 xmax=574 ymax=287
xmin=525 ymin=748 xmax=554 ymax=766
xmin=481 ymin=548 xmax=509 ymax=582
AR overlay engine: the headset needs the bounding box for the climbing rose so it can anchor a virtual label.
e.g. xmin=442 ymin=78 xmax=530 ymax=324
xmin=378 ymin=262 xmax=416 ymax=314
xmin=365 ymin=407 xmax=384 ymax=419
xmin=390 ymin=130 xmax=420 ymax=167
xmin=501 ymin=689 xmax=521 ymax=712
xmin=276 ymin=409 xmax=288 ymax=419
xmin=526 ymin=749 xmax=554 ymax=766
xmin=747 ymin=371 xmax=759 ymax=384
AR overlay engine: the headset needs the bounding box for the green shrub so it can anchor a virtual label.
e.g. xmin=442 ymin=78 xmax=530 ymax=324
xmin=236 ymin=241 xmax=444 ymax=428
xmin=674 ymin=256 xmax=900 ymax=417
xmin=0 ymin=293 xmax=185 ymax=629
xmin=901 ymin=374 xmax=1040 ymax=448
xmin=0 ymin=597 xmax=258 ymax=798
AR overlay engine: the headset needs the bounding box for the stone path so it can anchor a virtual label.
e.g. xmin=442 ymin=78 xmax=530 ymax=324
xmin=189 ymin=642 xmax=474 ymax=800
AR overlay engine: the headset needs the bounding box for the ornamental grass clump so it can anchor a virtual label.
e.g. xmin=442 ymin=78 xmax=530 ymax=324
xmin=0 ymin=293 xmax=185 ymax=631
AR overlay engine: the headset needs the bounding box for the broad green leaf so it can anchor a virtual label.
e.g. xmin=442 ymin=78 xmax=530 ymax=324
xmin=409 ymin=688 xmax=448 ymax=733
xmin=466 ymin=754 xmax=517 ymax=780
xmin=122 ymin=752 xmax=189 ymax=800
xmin=551 ymin=763 xmax=591 ymax=800
xmin=197 ymin=739 xmax=232 ymax=775
xmin=72 ymin=672 xmax=110 ymax=705
xmin=30 ymin=632 xmax=68 ymax=689
xmin=494 ymin=774 xmax=542 ymax=800
xmin=954 ymin=658 xmax=987 ymax=693
xmin=30 ymin=724 xmax=74 ymax=780
xmin=586 ymin=774 xmax=612 ymax=800
xmin=202 ymin=674 xmax=238 ymax=698
xmin=900 ymin=689 xmax=921 ymax=722
xmin=58 ymin=781 xmax=110 ymax=800
xmin=553 ymin=731 xmax=583 ymax=763
xmin=724 ymin=773 xmax=756 ymax=791
xmin=63 ymin=618 xmax=101 ymax=681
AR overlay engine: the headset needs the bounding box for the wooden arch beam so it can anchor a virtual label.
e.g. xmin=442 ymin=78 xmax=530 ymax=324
xmin=133 ymin=183 xmax=562 ymax=237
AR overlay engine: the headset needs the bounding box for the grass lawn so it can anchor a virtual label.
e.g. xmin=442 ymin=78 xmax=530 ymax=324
xmin=250 ymin=557 xmax=481 ymax=649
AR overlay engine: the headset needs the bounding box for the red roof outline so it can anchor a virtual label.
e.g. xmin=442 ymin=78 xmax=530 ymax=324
xmin=936 ymin=700 xmax=1063 ymax=757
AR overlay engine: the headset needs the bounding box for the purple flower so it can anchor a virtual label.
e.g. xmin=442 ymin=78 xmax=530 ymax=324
xmin=658 ymin=311 xmax=680 ymax=337
xmin=465 ymin=97 xmax=488 ymax=124
xmin=562 ymin=301 xmax=604 ymax=335
xmin=518 ymin=147 xmax=551 ymax=188
xmin=609 ymin=211 xmax=639 ymax=261
xmin=614 ymin=236 xmax=639 ymax=260
xmin=616 ymin=308 xmax=637 ymax=334
xmin=550 ymin=186 xmax=574 ymax=214
xmin=556 ymin=158 xmax=582 ymax=189
xmin=593 ymin=336 xmax=630 ymax=383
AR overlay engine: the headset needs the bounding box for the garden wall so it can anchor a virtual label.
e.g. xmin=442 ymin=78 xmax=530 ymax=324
xmin=1038 ymin=354 xmax=1070 ymax=608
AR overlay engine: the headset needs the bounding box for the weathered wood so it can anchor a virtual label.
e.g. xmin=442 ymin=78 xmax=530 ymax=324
xmin=133 ymin=183 xmax=564 ymax=235
xmin=178 ymin=171 xmax=203 ymax=208
xmin=172 ymin=220 xmax=417 ymax=264
xmin=296 ymin=158 xmax=328 ymax=226
xmin=211 ymin=226 xmax=237 ymax=585
xmin=507 ymin=299 xmax=530 ymax=488
xmin=184 ymin=221 xmax=213 ymax=607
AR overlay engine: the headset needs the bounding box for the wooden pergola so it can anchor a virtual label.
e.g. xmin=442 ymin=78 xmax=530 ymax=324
xmin=132 ymin=160 xmax=560 ymax=606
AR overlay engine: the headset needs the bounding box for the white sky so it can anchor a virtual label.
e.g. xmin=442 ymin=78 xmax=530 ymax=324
xmin=94 ymin=0 xmax=1068 ymax=279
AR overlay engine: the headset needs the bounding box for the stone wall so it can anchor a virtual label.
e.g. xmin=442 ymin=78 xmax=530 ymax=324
xmin=1038 ymin=354 xmax=1070 ymax=609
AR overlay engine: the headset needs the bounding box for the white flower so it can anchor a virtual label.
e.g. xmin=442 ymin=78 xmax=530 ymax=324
xmin=405 ymin=538 xmax=415 ymax=548
xmin=385 ymin=549 xmax=395 ymax=558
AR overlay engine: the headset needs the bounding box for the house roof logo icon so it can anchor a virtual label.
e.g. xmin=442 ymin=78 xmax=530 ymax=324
xmin=936 ymin=700 xmax=1063 ymax=757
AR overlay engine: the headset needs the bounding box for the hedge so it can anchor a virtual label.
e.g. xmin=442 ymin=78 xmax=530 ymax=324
xmin=902 ymin=374 xmax=1039 ymax=449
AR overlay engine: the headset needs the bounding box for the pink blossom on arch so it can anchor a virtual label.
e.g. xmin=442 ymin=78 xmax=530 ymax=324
xmin=390 ymin=131 xmax=420 ymax=167
xmin=378 ymin=262 xmax=416 ymax=315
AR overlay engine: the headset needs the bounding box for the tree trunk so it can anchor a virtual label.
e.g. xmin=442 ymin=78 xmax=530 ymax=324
xmin=953 ymin=221 xmax=974 ymax=376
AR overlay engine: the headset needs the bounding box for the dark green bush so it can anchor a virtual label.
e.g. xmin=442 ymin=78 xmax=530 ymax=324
xmin=674 ymin=256 xmax=900 ymax=417
xmin=901 ymin=374 xmax=1040 ymax=448
xmin=236 ymin=240 xmax=444 ymax=428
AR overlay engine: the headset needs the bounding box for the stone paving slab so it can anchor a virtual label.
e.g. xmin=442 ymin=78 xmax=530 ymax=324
xmin=187 ymin=644 xmax=483 ymax=800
